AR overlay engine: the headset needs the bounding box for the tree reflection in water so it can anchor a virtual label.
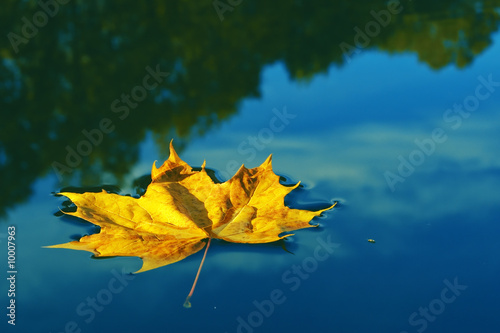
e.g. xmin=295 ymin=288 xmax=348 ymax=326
xmin=1 ymin=0 xmax=499 ymax=215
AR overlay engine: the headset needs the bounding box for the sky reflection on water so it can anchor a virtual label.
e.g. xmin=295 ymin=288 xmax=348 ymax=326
xmin=1 ymin=2 xmax=500 ymax=333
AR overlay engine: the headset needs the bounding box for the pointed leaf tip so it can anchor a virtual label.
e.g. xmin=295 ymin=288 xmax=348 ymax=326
xmin=262 ymin=154 xmax=273 ymax=168
xmin=169 ymin=140 xmax=180 ymax=162
xmin=151 ymin=160 xmax=159 ymax=179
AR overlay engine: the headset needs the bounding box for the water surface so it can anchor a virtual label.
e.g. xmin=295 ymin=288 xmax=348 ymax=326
xmin=1 ymin=1 xmax=500 ymax=332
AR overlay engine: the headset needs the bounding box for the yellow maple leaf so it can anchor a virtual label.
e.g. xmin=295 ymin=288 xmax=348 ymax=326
xmin=48 ymin=141 xmax=335 ymax=306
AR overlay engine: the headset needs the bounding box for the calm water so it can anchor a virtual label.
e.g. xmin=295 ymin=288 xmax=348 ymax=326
xmin=2 ymin=1 xmax=500 ymax=332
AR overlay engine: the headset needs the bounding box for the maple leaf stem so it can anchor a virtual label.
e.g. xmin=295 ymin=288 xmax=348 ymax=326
xmin=183 ymin=237 xmax=212 ymax=308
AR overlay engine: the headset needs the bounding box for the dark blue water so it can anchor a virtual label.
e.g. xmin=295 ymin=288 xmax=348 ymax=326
xmin=2 ymin=2 xmax=500 ymax=333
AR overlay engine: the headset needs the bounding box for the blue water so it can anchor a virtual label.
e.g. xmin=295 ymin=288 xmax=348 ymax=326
xmin=2 ymin=2 xmax=500 ymax=333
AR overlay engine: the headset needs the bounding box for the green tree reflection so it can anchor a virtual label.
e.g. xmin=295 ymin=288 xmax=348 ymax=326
xmin=1 ymin=0 xmax=499 ymax=216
